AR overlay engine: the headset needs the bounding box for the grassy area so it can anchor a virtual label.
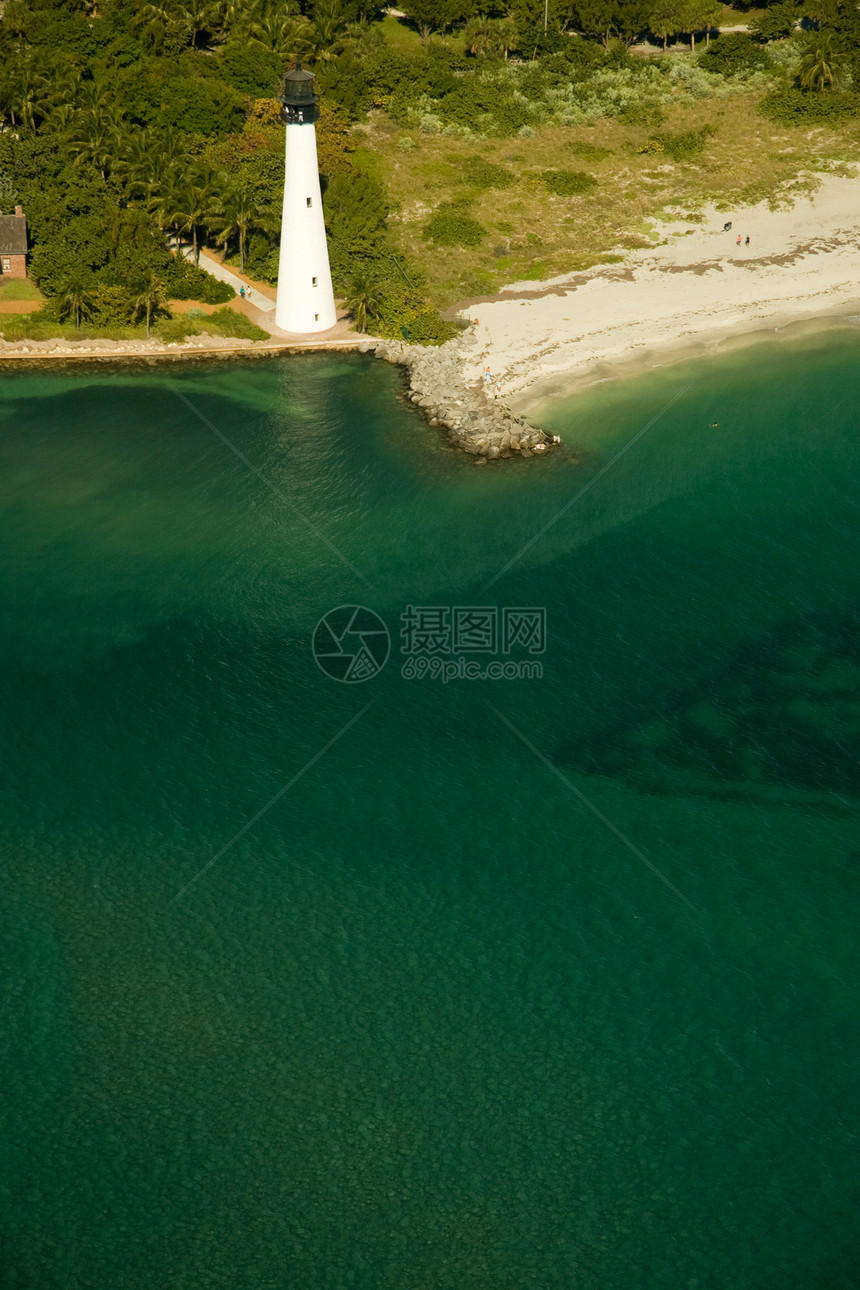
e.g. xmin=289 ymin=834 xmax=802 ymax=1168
xmin=358 ymin=75 xmax=860 ymax=310
xmin=0 ymin=278 xmax=43 ymax=301
xmin=0 ymin=306 xmax=269 ymax=343
xmin=379 ymin=14 xmax=467 ymax=58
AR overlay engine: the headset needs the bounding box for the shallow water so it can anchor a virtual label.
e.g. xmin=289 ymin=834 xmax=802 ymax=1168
xmin=2 ymin=334 xmax=859 ymax=1288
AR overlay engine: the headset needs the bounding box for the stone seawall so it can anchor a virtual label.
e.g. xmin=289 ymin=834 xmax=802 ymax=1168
xmin=361 ymin=334 xmax=556 ymax=462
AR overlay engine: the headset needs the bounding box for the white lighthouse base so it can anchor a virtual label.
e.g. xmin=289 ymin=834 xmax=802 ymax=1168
xmin=275 ymin=123 xmax=337 ymax=335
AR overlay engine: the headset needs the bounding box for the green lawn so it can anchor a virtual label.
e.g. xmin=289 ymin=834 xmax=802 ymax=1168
xmin=0 ymin=278 xmax=43 ymax=301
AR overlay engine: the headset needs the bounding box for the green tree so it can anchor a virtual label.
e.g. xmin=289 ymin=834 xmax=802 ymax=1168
xmin=574 ymin=0 xmax=615 ymax=45
xmin=798 ymin=32 xmax=843 ymax=86
xmin=58 ymin=277 xmax=95 ymax=330
xmin=401 ymin=0 xmax=472 ymax=36
xmin=312 ymin=0 xmax=351 ymax=56
xmin=165 ymin=169 xmax=220 ymax=264
xmin=214 ymin=182 xmax=261 ymax=272
xmin=650 ymin=0 xmax=681 ymax=49
xmin=249 ymin=11 xmax=314 ymax=59
xmin=464 ymin=15 xmax=519 ymax=56
xmin=67 ymin=105 xmax=127 ymax=180
xmin=750 ymin=0 xmax=799 ymax=41
xmin=131 ymin=272 xmax=169 ymax=336
xmin=345 ymin=272 xmax=381 ymax=331
xmin=669 ymin=0 xmax=719 ymax=49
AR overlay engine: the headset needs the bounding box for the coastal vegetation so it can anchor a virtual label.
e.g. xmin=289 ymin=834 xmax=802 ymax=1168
xmin=1 ymin=0 xmax=859 ymax=341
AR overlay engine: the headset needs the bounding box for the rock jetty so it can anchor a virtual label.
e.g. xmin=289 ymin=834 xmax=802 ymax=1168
xmin=360 ymin=333 xmax=555 ymax=462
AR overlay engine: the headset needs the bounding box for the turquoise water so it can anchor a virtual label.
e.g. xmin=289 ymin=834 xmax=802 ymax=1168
xmin=1 ymin=336 xmax=858 ymax=1289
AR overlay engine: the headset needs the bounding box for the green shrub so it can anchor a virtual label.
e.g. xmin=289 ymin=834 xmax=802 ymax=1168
xmin=157 ymin=318 xmax=194 ymax=343
xmin=217 ymin=41 xmax=283 ymax=97
xmin=539 ymin=169 xmax=597 ymax=196
xmin=89 ymin=284 xmax=136 ymax=326
xmin=760 ymin=86 xmax=860 ymax=124
xmin=698 ymin=33 xmax=772 ymax=78
xmin=458 ymin=160 xmax=517 ymax=191
xmin=402 ymin=309 xmax=462 ymax=344
xmin=638 ymin=127 xmax=714 ymax=162
xmin=566 ymin=140 xmax=612 ymax=160
xmin=424 ymin=202 xmax=486 ymax=247
xmin=749 ymin=1 xmax=798 ymax=42
xmin=165 ymin=258 xmax=234 ymax=303
xmin=205 ymin=307 xmax=270 ymax=340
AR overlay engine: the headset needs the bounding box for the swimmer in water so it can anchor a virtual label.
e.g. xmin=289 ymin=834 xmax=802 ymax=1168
xmin=711 ymin=421 xmax=719 ymax=427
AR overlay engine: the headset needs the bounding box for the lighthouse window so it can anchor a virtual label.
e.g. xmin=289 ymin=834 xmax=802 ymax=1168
xmin=306 ymin=198 xmax=312 ymax=208
xmin=312 ymin=276 xmax=318 ymax=287
xmin=314 ymin=313 xmax=319 ymax=322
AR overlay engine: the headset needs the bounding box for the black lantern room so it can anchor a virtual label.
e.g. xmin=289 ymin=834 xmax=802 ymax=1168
xmin=279 ymin=61 xmax=318 ymax=125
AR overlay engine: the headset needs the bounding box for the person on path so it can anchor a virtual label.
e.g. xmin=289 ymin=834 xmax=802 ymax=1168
xmin=246 ymin=287 xmax=252 ymax=302
xmin=240 ymin=286 xmax=245 ymax=299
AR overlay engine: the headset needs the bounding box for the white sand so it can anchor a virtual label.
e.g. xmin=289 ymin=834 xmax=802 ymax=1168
xmin=461 ymin=172 xmax=860 ymax=411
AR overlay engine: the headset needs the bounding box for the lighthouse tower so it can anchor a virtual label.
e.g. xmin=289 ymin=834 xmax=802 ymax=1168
xmin=275 ymin=63 xmax=337 ymax=335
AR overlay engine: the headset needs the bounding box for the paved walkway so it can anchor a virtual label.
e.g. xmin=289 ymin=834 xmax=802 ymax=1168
xmin=180 ymin=243 xmax=364 ymax=342
xmin=181 ymin=244 xmax=277 ymax=312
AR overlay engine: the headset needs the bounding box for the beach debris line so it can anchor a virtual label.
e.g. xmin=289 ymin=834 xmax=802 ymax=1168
xmin=360 ymin=334 xmax=556 ymax=461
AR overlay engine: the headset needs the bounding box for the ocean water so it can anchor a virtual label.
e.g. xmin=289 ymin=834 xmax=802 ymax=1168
xmin=1 ymin=335 xmax=858 ymax=1289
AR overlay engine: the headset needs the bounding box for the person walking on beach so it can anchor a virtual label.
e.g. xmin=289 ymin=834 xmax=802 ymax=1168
xmin=736 ymin=234 xmax=742 ymax=246
xmin=745 ymin=236 xmax=750 ymax=247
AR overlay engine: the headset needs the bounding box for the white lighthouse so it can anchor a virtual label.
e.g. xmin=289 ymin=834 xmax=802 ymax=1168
xmin=275 ymin=63 xmax=337 ymax=335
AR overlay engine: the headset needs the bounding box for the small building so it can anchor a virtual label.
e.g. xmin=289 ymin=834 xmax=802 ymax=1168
xmin=0 ymin=206 xmax=28 ymax=279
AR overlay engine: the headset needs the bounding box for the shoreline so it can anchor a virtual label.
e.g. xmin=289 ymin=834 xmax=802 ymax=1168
xmin=0 ymin=335 xmax=374 ymax=367
xmin=513 ymin=306 xmax=860 ymax=414
xmin=3 ymin=173 xmax=859 ymax=423
xmin=456 ymin=171 xmax=860 ymax=415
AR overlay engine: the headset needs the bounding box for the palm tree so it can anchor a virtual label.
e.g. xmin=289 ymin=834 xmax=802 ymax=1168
xmin=58 ymin=279 xmax=95 ymax=331
xmin=12 ymin=60 xmax=50 ymax=131
xmin=177 ymin=0 xmax=216 ymax=48
xmin=798 ymin=35 xmax=842 ymax=89
xmin=214 ymin=183 xmax=258 ymax=273
xmin=134 ymin=1 xmax=181 ymax=51
xmin=463 ymin=16 xmax=518 ymax=59
xmin=311 ymin=0 xmax=349 ymax=58
xmin=131 ymin=274 xmax=169 ymax=337
xmin=345 ymin=274 xmax=380 ymax=333
xmin=250 ymin=11 xmax=314 ymax=59
xmin=67 ymin=106 xmax=126 ymax=180
xmin=165 ymin=169 xmax=220 ymax=264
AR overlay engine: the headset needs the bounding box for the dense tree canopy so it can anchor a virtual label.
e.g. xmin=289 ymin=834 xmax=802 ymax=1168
xmin=1 ymin=0 xmax=859 ymax=339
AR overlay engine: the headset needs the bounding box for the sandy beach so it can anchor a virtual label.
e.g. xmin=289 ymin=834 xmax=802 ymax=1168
xmin=460 ymin=172 xmax=860 ymax=413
